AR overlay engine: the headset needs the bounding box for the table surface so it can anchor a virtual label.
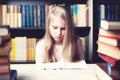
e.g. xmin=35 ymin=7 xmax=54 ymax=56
xmin=10 ymin=63 xmax=112 ymax=80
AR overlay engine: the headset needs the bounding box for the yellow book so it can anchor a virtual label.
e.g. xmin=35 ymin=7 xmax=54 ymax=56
xmin=31 ymin=38 xmax=36 ymax=62
xmin=11 ymin=38 xmax=16 ymax=62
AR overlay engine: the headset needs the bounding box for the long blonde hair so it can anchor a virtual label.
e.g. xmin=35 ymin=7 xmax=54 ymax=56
xmin=44 ymin=6 xmax=83 ymax=62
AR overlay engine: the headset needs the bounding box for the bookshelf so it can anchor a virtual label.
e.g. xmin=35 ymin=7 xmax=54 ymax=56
xmin=94 ymin=0 xmax=120 ymax=79
xmin=0 ymin=0 xmax=92 ymax=64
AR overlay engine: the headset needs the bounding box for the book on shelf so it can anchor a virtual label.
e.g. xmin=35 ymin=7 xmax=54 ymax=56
xmin=10 ymin=37 xmax=36 ymax=62
xmin=98 ymin=35 xmax=120 ymax=48
xmin=100 ymin=19 xmax=120 ymax=30
xmin=97 ymin=41 xmax=120 ymax=60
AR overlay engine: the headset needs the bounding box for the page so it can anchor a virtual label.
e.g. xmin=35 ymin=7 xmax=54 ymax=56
xmin=37 ymin=60 xmax=88 ymax=70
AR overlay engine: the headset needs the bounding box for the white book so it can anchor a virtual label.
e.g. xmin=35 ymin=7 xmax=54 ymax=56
xmin=77 ymin=4 xmax=87 ymax=27
xmin=0 ymin=26 xmax=9 ymax=36
xmin=101 ymin=19 xmax=120 ymax=30
xmin=15 ymin=37 xmax=27 ymax=62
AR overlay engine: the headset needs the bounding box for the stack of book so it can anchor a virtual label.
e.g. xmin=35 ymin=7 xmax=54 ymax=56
xmin=0 ymin=25 xmax=11 ymax=80
xmin=97 ymin=19 xmax=120 ymax=79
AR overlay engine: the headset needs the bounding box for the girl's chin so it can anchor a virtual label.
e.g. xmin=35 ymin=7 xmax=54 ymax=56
xmin=54 ymin=39 xmax=63 ymax=44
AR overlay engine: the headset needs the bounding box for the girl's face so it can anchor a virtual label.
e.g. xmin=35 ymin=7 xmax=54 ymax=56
xmin=49 ymin=16 xmax=66 ymax=44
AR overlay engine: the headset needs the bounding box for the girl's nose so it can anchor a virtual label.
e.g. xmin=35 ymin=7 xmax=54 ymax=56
xmin=57 ymin=29 xmax=61 ymax=35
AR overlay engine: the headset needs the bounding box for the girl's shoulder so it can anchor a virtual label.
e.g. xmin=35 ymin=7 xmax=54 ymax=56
xmin=36 ymin=38 xmax=45 ymax=47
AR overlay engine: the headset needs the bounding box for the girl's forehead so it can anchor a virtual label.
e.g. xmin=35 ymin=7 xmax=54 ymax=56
xmin=50 ymin=16 xmax=65 ymax=23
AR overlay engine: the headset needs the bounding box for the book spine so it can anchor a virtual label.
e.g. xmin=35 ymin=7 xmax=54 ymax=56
xmin=22 ymin=5 xmax=26 ymax=28
xmin=29 ymin=5 xmax=34 ymax=28
xmin=40 ymin=5 xmax=45 ymax=27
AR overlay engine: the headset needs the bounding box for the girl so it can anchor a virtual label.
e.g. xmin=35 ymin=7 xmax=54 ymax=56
xmin=36 ymin=6 xmax=85 ymax=64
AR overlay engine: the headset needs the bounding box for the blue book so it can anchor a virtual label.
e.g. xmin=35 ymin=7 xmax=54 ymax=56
xmin=10 ymin=70 xmax=17 ymax=80
xmin=106 ymin=63 xmax=120 ymax=77
xmin=40 ymin=5 xmax=45 ymax=27
xmin=29 ymin=5 xmax=34 ymax=28
xmin=25 ymin=5 xmax=30 ymax=28
xmin=22 ymin=5 xmax=26 ymax=28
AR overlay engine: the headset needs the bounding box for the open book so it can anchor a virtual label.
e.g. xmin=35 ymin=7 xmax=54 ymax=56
xmin=37 ymin=60 xmax=88 ymax=70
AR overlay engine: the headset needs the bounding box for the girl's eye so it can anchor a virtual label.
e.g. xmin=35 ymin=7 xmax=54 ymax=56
xmin=53 ymin=26 xmax=57 ymax=29
xmin=61 ymin=28 xmax=65 ymax=30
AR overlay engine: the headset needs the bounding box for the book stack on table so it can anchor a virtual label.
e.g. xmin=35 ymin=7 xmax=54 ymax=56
xmin=0 ymin=25 xmax=17 ymax=80
xmin=97 ymin=20 xmax=120 ymax=79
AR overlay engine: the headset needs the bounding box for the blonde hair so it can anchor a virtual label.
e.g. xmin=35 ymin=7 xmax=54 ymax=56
xmin=44 ymin=6 xmax=83 ymax=62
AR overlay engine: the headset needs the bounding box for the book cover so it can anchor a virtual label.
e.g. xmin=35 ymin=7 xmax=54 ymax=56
xmin=97 ymin=41 xmax=120 ymax=60
xmin=106 ymin=63 xmax=120 ymax=77
xmin=101 ymin=19 xmax=120 ymax=30
xmin=13 ymin=5 xmax=18 ymax=28
xmin=98 ymin=53 xmax=119 ymax=67
xmin=98 ymin=28 xmax=120 ymax=39
xmin=98 ymin=35 xmax=120 ymax=48
xmin=9 ymin=5 xmax=14 ymax=28
xmin=34 ymin=5 xmax=38 ymax=28
xmin=29 ymin=5 xmax=34 ymax=28
xmin=17 ymin=5 xmax=22 ymax=28
xmin=2 ymin=5 xmax=7 ymax=25
xmin=22 ymin=5 xmax=26 ymax=28
xmin=0 ymin=25 xmax=9 ymax=36
xmin=0 ymin=63 xmax=10 ymax=74
xmin=40 ymin=4 xmax=45 ymax=27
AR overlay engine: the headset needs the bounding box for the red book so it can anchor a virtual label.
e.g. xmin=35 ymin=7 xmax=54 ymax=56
xmin=0 ymin=62 xmax=10 ymax=74
xmin=98 ymin=35 xmax=120 ymax=48
xmin=98 ymin=53 xmax=119 ymax=67
xmin=98 ymin=28 xmax=120 ymax=39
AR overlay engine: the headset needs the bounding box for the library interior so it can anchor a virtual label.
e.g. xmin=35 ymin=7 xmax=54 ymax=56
xmin=0 ymin=0 xmax=120 ymax=80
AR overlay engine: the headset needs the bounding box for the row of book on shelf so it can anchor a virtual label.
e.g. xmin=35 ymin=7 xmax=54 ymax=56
xmin=0 ymin=4 xmax=88 ymax=28
xmin=100 ymin=4 xmax=120 ymax=21
xmin=97 ymin=19 xmax=120 ymax=79
xmin=10 ymin=37 xmax=37 ymax=63
xmin=0 ymin=26 xmax=11 ymax=80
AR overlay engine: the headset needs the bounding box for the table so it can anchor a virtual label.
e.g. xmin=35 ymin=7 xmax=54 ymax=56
xmin=10 ymin=63 xmax=112 ymax=80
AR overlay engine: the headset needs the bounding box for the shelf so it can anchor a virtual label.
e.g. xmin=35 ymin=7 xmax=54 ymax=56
xmin=10 ymin=27 xmax=90 ymax=38
xmin=0 ymin=0 xmax=88 ymax=5
xmin=96 ymin=0 xmax=120 ymax=4
xmin=74 ymin=27 xmax=90 ymax=37
xmin=11 ymin=61 xmax=35 ymax=64
xmin=10 ymin=28 xmax=45 ymax=38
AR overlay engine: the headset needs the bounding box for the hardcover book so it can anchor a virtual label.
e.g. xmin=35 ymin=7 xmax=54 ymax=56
xmin=97 ymin=41 xmax=120 ymax=60
xmin=98 ymin=28 xmax=120 ymax=39
xmin=98 ymin=35 xmax=120 ymax=48
xmin=101 ymin=19 xmax=120 ymax=30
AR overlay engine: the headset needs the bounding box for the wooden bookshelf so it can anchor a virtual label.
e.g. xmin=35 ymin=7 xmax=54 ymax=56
xmin=0 ymin=0 xmax=91 ymax=63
